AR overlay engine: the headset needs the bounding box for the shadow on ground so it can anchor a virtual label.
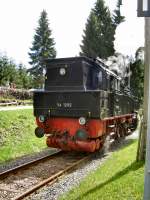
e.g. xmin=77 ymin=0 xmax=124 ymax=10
xmin=110 ymin=138 xmax=136 ymax=153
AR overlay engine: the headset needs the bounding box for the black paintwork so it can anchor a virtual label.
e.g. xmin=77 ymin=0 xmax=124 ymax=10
xmin=33 ymin=56 xmax=138 ymax=119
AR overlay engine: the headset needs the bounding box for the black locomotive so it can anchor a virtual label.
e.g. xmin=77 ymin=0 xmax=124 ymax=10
xmin=33 ymin=56 xmax=138 ymax=152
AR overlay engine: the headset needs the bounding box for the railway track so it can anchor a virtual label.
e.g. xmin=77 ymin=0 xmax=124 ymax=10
xmin=0 ymin=151 xmax=89 ymax=200
xmin=0 ymin=150 xmax=62 ymax=178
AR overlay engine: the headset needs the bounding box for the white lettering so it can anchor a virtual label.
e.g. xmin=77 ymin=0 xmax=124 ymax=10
xmin=56 ymin=103 xmax=72 ymax=108
xmin=63 ymin=103 xmax=72 ymax=108
xmin=57 ymin=103 xmax=62 ymax=107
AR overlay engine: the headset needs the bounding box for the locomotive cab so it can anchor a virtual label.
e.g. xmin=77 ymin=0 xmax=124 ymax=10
xmin=44 ymin=57 xmax=107 ymax=91
xmin=45 ymin=58 xmax=84 ymax=91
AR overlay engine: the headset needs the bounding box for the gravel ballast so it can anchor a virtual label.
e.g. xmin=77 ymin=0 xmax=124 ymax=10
xmin=26 ymin=138 xmax=134 ymax=200
xmin=0 ymin=148 xmax=59 ymax=173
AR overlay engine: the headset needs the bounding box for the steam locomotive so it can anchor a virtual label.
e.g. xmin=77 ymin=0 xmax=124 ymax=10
xmin=33 ymin=56 xmax=138 ymax=152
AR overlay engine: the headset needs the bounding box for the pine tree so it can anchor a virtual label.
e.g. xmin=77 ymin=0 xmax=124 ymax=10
xmin=113 ymin=0 xmax=125 ymax=27
xmin=0 ymin=55 xmax=17 ymax=86
xmin=80 ymin=0 xmax=115 ymax=59
xmin=28 ymin=10 xmax=56 ymax=88
xmin=80 ymin=11 xmax=99 ymax=58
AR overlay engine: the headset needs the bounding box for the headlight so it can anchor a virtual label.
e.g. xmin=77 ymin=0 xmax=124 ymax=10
xmin=60 ymin=68 xmax=66 ymax=76
xmin=79 ymin=117 xmax=86 ymax=125
xmin=39 ymin=115 xmax=45 ymax=122
xmin=133 ymin=113 xmax=137 ymax=119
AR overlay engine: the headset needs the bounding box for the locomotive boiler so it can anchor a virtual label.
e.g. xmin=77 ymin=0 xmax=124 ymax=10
xmin=33 ymin=56 xmax=138 ymax=152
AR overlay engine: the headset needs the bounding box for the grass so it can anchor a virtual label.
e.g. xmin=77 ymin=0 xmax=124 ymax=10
xmin=59 ymin=140 xmax=144 ymax=200
xmin=0 ymin=109 xmax=46 ymax=163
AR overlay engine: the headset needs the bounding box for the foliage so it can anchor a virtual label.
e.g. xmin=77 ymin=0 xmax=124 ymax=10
xmin=0 ymin=54 xmax=33 ymax=89
xmin=113 ymin=0 xmax=125 ymax=27
xmin=0 ymin=55 xmax=17 ymax=86
xmin=130 ymin=47 xmax=144 ymax=103
xmin=15 ymin=63 xmax=33 ymax=89
xmin=80 ymin=0 xmax=115 ymax=58
xmin=60 ymin=140 xmax=144 ymax=200
xmin=28 ymin=10 xmax=56 ymax=88
xmin=80 ymin=0 xmax=125 ymax=59
xmin=0 ymin=109 xmax=46 ymax=163
xmin=80 ymin=12 xmax=99 ymax=58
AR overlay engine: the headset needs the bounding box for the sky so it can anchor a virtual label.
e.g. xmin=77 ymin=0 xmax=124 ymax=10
xmin=0 ymin=0 xmax=144 ymax=68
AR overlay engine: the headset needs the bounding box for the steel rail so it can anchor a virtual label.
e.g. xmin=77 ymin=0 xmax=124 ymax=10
xmin=0 ymin=150 xmax=62 ymax=179
xmin=13 ymin=155 xmax=89 ymax=200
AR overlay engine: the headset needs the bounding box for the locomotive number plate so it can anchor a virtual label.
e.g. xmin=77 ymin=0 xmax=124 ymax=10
xmin=56 ymin=103 xmax=72 ymax=108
